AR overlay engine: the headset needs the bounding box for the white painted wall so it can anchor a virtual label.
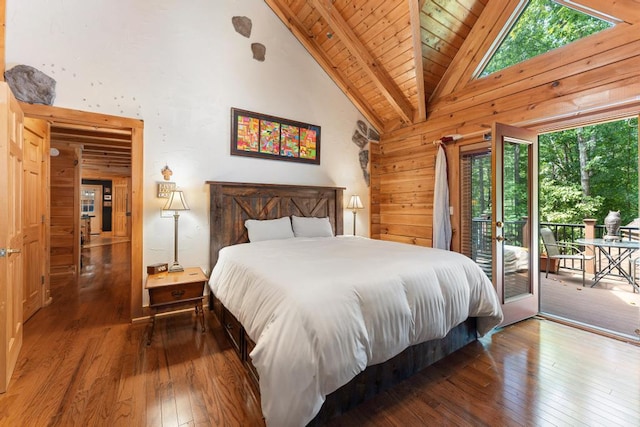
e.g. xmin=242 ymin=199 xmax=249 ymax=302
xmin=6 ymin=0 xmax=371 ymax=302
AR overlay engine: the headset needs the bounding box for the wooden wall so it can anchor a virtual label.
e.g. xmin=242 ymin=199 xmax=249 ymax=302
xmin=50 ymin=146 xmax=80 ymax=276
xmin=371 ymin=19 xmax=640 ymax=252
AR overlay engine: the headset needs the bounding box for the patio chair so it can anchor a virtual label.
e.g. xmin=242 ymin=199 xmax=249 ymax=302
xmin=540 ymin=227 xmax=594 ymax=287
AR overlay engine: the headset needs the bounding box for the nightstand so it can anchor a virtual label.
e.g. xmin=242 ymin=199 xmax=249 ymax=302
xmin=145 ymin=266 xmax=208 ymax=345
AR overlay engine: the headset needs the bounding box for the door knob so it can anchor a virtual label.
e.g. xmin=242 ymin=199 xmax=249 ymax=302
xmin=0 ymin=248 xmax=21 ymax=257
xmin=495 ymin=236 xmax=506 ymax=242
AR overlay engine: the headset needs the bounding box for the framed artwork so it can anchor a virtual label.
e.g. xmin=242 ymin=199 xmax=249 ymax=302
xmin=231 ymin=108 xmax=321 ymax=165
xmin=157 ymin=181 xmax=176 ymax=198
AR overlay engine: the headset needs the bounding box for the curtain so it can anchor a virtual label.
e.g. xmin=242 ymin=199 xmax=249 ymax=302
xmin=433 ymin=144 xmax=452 ymax=250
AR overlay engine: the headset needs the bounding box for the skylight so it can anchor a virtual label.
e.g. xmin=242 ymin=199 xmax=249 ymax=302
xmin=479 ymin=0 xmax=614 ymax=78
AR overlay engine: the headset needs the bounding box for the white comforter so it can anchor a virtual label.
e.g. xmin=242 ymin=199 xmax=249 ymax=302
xmin=208 ymin=236 xmax=503 ymax=427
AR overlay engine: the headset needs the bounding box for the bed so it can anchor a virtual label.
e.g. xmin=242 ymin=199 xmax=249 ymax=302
xmin=206 ymin=181 xmax=503 ymax=426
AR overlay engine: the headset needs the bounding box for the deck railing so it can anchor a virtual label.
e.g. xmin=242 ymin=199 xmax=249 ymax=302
xmin=471 ymin=219 xmax=640 ymax=280
xmin=541 ymin=222 xmax=639 ymax=278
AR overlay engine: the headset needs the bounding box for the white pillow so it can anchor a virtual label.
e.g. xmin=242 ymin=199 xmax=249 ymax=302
xmin=291 ymin=215 xmax=334 ymax=238
xmin=244 ymin=217 xmax=294 ymax=242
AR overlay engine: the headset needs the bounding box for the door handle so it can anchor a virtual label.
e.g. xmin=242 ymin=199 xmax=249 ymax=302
xmin=0 ymin=248 xmax=21 ymax=257
xmin=495 ymin=236 xmax=506 ymax=242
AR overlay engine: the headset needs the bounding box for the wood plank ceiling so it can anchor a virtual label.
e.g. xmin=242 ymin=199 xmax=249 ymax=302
xmin=265 ymin=0 xmax=487 ymax=133
xmin=264 ymin=0 xmax=640 ymax=134
xmin=50 ymin=123 xmax=132 ymax=177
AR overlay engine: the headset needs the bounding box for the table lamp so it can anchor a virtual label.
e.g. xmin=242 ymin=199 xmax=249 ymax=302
xmin=347 ymin=194 xmax=364 ymax=235
xmin=163 ymin=190 xmax=190 ymax=272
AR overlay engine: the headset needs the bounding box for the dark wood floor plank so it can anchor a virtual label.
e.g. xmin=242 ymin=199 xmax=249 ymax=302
xmin=0 ymin=241 xmax=638 ymax=427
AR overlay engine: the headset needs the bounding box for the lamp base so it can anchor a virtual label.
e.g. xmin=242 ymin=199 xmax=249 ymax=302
xmin=168 ymin=262 xmax=184 ymax=272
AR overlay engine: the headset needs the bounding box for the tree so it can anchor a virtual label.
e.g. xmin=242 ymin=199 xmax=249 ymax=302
xmin=539 ymin=118 xmax=639 ymax=225
xmin=481 ymin=0 xmax=612 ymax=77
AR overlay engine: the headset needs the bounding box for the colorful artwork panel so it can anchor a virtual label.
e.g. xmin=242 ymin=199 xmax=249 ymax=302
xmin=280 ymin=124 xmax=300 ymax=157
xmin=260 ymin=120 xmax=280 ymax=155
xmin=236 ymin=115 xmax=259 ymax=152
xmin=300 ymin=128 xmax=317 ymax=160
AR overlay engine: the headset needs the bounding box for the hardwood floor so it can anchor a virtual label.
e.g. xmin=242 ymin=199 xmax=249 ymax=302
xmin=1 ymin=243 xmax=639 ymax=426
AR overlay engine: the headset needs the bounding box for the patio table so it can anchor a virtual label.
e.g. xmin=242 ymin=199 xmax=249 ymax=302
xmin=576 ymin=238 xmax=640 ymax=292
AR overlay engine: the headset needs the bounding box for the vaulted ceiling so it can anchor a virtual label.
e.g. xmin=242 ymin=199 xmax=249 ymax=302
xmin=265 ymin=0 xmax=640 ymax=134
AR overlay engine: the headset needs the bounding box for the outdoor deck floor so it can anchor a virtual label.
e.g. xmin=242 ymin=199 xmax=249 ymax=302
xmin=540 ymin=268 xmax=640 ymax=341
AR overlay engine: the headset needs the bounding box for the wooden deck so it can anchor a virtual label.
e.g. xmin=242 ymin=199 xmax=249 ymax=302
xmin=540 ymin=269 xmax=640 ymax=341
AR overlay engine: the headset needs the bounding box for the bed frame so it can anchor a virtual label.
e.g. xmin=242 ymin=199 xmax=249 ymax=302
xmin=206 ymin=181 xmax=478 ymax=425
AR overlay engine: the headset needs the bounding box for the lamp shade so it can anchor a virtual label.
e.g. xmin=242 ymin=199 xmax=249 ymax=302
xmin=163 ymin=190 xmax=190 ymax=211
xmin=347 ymin=195 xmax=364 ymax=210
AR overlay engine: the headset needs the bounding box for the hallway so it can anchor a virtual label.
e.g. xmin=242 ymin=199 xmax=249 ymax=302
xmin=0 ymin=243 xmax=262 ymax=426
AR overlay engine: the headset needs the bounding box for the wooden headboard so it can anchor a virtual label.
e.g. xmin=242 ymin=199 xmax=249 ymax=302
xmin=207 ymin=181 xmax=345 ymax=269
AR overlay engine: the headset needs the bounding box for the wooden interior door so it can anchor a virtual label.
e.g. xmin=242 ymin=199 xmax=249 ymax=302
xmin=0 ymin=84 xmax=24 ymax=393
xmin=22 ymin=118 xmax=49 ymax=321
xmin=81 ymin=185 xmax=102 ymax=235
xmin=113 ymin=178 xmax=129 ymax=237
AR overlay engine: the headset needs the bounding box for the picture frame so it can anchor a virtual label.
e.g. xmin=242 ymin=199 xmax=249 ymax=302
xmin=104 ymin=195 xmax=112 ymax=201
xmin=157 ymin=181 xmax=176 ymax=198
xmin=231 ymin=108 xmax=321 ymax=165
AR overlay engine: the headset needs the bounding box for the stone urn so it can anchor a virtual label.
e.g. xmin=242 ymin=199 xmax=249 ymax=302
xmin=604 ymin=210 xmax=621 ymax=241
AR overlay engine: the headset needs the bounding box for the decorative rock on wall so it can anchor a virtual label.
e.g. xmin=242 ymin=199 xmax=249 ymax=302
xmin=232 ymin=16 xmax=252 ymax=38
xmin=251 ymin=43 xmax=266 ymax=62
xmin=4 ymin=64 xmax=56 ymax=105
xmin=352 ymin=119 xmax=379 ymax=186
xmin=232 ymin=15 xmax=266 ymax=62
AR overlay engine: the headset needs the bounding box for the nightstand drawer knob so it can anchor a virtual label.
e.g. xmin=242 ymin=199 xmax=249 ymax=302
xmin=171 ymin=289 xmax=186 ymax=299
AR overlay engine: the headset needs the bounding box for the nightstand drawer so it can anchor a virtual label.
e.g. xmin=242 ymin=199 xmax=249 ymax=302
xmin=149 ymin=282 xmax=204 ymax=306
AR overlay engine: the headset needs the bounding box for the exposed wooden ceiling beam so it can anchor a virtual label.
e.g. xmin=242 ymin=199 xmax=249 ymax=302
xmin=568 ymin=0 xmax=640 ymax=24
xmin=309 ymin=0 xmax=416 ymax=125
xmin=408 ymin=0 xmax=427 ymax=121
xmin=51 ymin=129 xmax=131 ymax=141
xmin=51 ymin=122 xmax=132 ymax=135
xmin=50 ymin=135 xmax=133 ymax=146
xmin=430 ymin=0 xmax=522 ymax=101
xmin=82 ymin=149 xmax=131 ymax=159
xmin=265 ymin=0 xmax=384 ymax=132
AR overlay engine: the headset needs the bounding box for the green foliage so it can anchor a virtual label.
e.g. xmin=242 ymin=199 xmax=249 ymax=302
xmin=539 ymin=178 xmax=602 ymax=223
xmin=469 ymin=154 xmax=491 ymax=218
xmin=481 ymin=0 xmax=612 ymax=77
xmin=539 ymin=118 xmax=639 ymax=225
xmin=503 ymin=141 xmax=530 ymax=221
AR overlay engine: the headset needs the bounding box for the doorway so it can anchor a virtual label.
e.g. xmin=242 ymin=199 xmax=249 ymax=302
xmin=460 ymin=123 xmax=539 ymax=327
xmin=537 ymin=116 xmax=640 ymax=340
xmin=80 ymin=185 xmax=103 ymax=239
xmin=20 ymin=102 xmax=145 ymax=319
